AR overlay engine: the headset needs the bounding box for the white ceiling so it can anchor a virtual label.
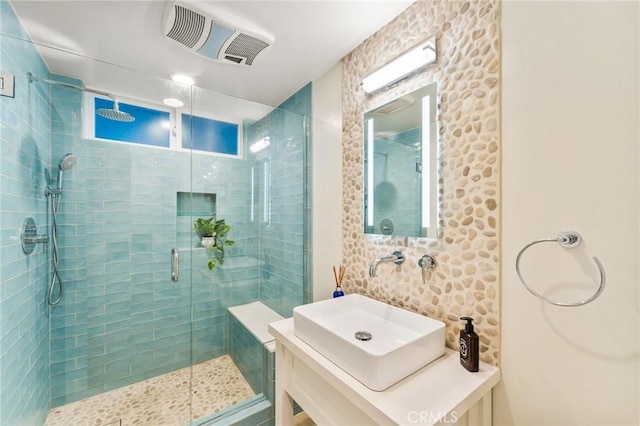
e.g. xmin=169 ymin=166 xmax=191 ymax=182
xmin=10 ymin=0 xmax=413 ymax=107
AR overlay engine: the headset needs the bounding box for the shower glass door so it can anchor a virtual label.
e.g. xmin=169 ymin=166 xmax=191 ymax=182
xmin=186 ymin=84 xmax=310 ymax=424
xmin=42 ymin=52 xmax=197 ymax=425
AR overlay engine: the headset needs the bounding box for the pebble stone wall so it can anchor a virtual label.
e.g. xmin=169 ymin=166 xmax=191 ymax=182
xmin=341 ymin=0 xmax=501 ymax=365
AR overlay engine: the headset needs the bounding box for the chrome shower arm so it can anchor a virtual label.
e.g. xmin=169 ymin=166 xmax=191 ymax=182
xmin=84 ymin=87 xmax=117 ymax=103
xmin=27 ymin=72 xmax=117 ymax=102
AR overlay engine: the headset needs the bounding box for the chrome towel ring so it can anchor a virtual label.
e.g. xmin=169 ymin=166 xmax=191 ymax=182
xmin=515 ymin=231 xmax=606 ymax=307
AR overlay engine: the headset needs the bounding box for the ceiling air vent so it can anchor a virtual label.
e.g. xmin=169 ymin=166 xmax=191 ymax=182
xmin=163 ymin=2 xmax=273 ymax=66
xmin=225 ymin=33 xmax=270 ymax=66
xmin=165 ymin=5 xmax=206 ymax=48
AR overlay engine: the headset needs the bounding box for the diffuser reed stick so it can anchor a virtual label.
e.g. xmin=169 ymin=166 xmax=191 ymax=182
xmin=333 ymin=265 xmax=346 ymax=287
xmin=332 ymin=265 xmax=346 ymax=297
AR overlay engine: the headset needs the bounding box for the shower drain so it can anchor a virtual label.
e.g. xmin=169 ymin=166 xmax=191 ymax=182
xmin=355 ymin=331 xmax=372 ymax=341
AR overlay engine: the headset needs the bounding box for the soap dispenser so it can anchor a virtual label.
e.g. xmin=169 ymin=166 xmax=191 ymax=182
xmin=459 ymin=317 xmax=479 ymax=372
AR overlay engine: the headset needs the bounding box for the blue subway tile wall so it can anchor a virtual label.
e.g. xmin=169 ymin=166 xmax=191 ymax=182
xmin=0 ymin=1 xmax=53 ymax=424
xmin=47 ymin=76 xmax=90 ymax=406
xmin=248 ymin=84 xmax=311 ymax=318
xmin=263 ymin=346 xmax=276 ymax=406
xmin=228 ymin=315 xmax=264 ymax=394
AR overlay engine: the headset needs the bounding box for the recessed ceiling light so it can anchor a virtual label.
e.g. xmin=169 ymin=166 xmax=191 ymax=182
xmin=171 ymin=74 xmax=195 ymax=86
xmin=163 ymin=98 xmax=184 ymax=108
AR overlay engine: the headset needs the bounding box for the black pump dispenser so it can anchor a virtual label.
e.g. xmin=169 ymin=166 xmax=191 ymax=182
xmin=462 ymin=317 xmax=474 ymax=332
xmin=459 ymin=317 xmax=479 ymax=372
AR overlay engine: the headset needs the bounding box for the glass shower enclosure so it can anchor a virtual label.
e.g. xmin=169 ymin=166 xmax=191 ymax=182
xmin=0 ymin=23 xmax=309 ymax=426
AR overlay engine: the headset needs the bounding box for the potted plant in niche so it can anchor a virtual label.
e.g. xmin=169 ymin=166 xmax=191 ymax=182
xmin=193 ymin=216 xmax=235 ymax=270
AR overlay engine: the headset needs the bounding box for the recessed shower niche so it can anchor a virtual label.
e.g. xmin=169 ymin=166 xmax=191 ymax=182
xmin=177 ymin=191 xmax=216 ymax=248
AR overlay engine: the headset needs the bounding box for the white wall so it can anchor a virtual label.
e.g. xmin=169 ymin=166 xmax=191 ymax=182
xmin=312 ymin=63 xmax=343 ymax=302
xmin=497 ymin=2 xmax=639 ymax=425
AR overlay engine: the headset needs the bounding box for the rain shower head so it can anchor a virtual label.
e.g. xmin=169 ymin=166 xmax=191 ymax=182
xmin=96 ymin=100 xmax=135 ymax=122
xmin=27 ymin=72 xmax=135 ymax=122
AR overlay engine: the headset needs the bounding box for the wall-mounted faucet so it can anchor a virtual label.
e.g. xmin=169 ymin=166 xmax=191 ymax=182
xmin=369 ymin=250 xmax=405 ymax=277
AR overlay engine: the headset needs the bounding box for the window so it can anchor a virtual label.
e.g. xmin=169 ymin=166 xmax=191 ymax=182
xmin=84 ymin=94 xmax=242 ymax=158
xmin=180 ymin=113 xmax=239 ymax=156
xmin=88 ymin=96 xmax=171 ymax=147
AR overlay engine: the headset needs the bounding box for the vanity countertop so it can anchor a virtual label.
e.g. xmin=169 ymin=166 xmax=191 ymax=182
xmin=269 ymin=318 xmax=500 ymax=426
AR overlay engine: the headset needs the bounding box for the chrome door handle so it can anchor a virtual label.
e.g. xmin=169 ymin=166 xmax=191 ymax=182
xmin=171 ymin=248 xmax=179 ymax=282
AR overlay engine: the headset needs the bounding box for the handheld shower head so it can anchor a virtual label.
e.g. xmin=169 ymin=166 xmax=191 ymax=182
xmin=56 ymin=153 xmax=78 ymax=191
xmin=59 ymin=153 xmax=78 ymax=171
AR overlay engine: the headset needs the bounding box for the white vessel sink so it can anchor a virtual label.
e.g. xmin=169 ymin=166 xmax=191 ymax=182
xmin=293 ymin=294 xmax=445 ymax=391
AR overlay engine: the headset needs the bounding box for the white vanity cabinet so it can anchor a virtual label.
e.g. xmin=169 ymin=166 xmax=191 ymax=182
xmin=269 ymin=318 xmax=500 ymax=426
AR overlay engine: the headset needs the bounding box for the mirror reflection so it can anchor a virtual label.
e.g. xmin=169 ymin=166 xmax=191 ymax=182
xmin=364 ymin=82 xmax=438 ymax=238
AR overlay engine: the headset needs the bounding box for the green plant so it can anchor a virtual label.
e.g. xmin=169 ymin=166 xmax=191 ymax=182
xmin=193 ymin=216 xmax=216 ymax=237
xmin=193 ymin=217 xmax=235 ymax=270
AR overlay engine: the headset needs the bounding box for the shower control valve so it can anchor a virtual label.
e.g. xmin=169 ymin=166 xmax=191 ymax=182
xmin=21 ymin=217 xmax=48 ymax=254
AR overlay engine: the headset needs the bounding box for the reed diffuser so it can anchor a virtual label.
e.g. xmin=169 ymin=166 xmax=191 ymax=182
xmin=332 ymin=265 xmax=345 ymax=298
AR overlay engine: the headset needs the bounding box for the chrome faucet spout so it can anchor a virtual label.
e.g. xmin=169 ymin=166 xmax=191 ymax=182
xmin=368 ymin=251 xmax=405 ymax=277
xmin=368 ymin=257 xmax=386 ymax=277
xmin=368 ymin=262 xmax=376 ymax=278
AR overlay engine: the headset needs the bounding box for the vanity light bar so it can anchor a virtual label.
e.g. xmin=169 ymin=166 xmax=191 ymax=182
xmin=361 ymin=36 xmax=436 ymax=94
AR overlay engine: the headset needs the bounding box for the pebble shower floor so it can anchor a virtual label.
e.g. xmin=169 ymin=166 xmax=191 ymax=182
xmin=44 ymin=355 xmax=254 ymax=425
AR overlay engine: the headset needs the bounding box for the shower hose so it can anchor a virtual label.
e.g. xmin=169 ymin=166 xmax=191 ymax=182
xmin=48 ymin=192 xmax=64 ymax=305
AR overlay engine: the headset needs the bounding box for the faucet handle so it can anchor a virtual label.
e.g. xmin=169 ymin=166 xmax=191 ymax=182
xmin=418 ymin=254 xmax=437 ymax=285
xmin=391 ymin=251 xmax=405 ymax=265
xmin=418 ymin=254 xmax=436 ymax=270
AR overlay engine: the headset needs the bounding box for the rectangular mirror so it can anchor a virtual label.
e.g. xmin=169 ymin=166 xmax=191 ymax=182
xmin=363 ymin=82 xmax=439 ymax=238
